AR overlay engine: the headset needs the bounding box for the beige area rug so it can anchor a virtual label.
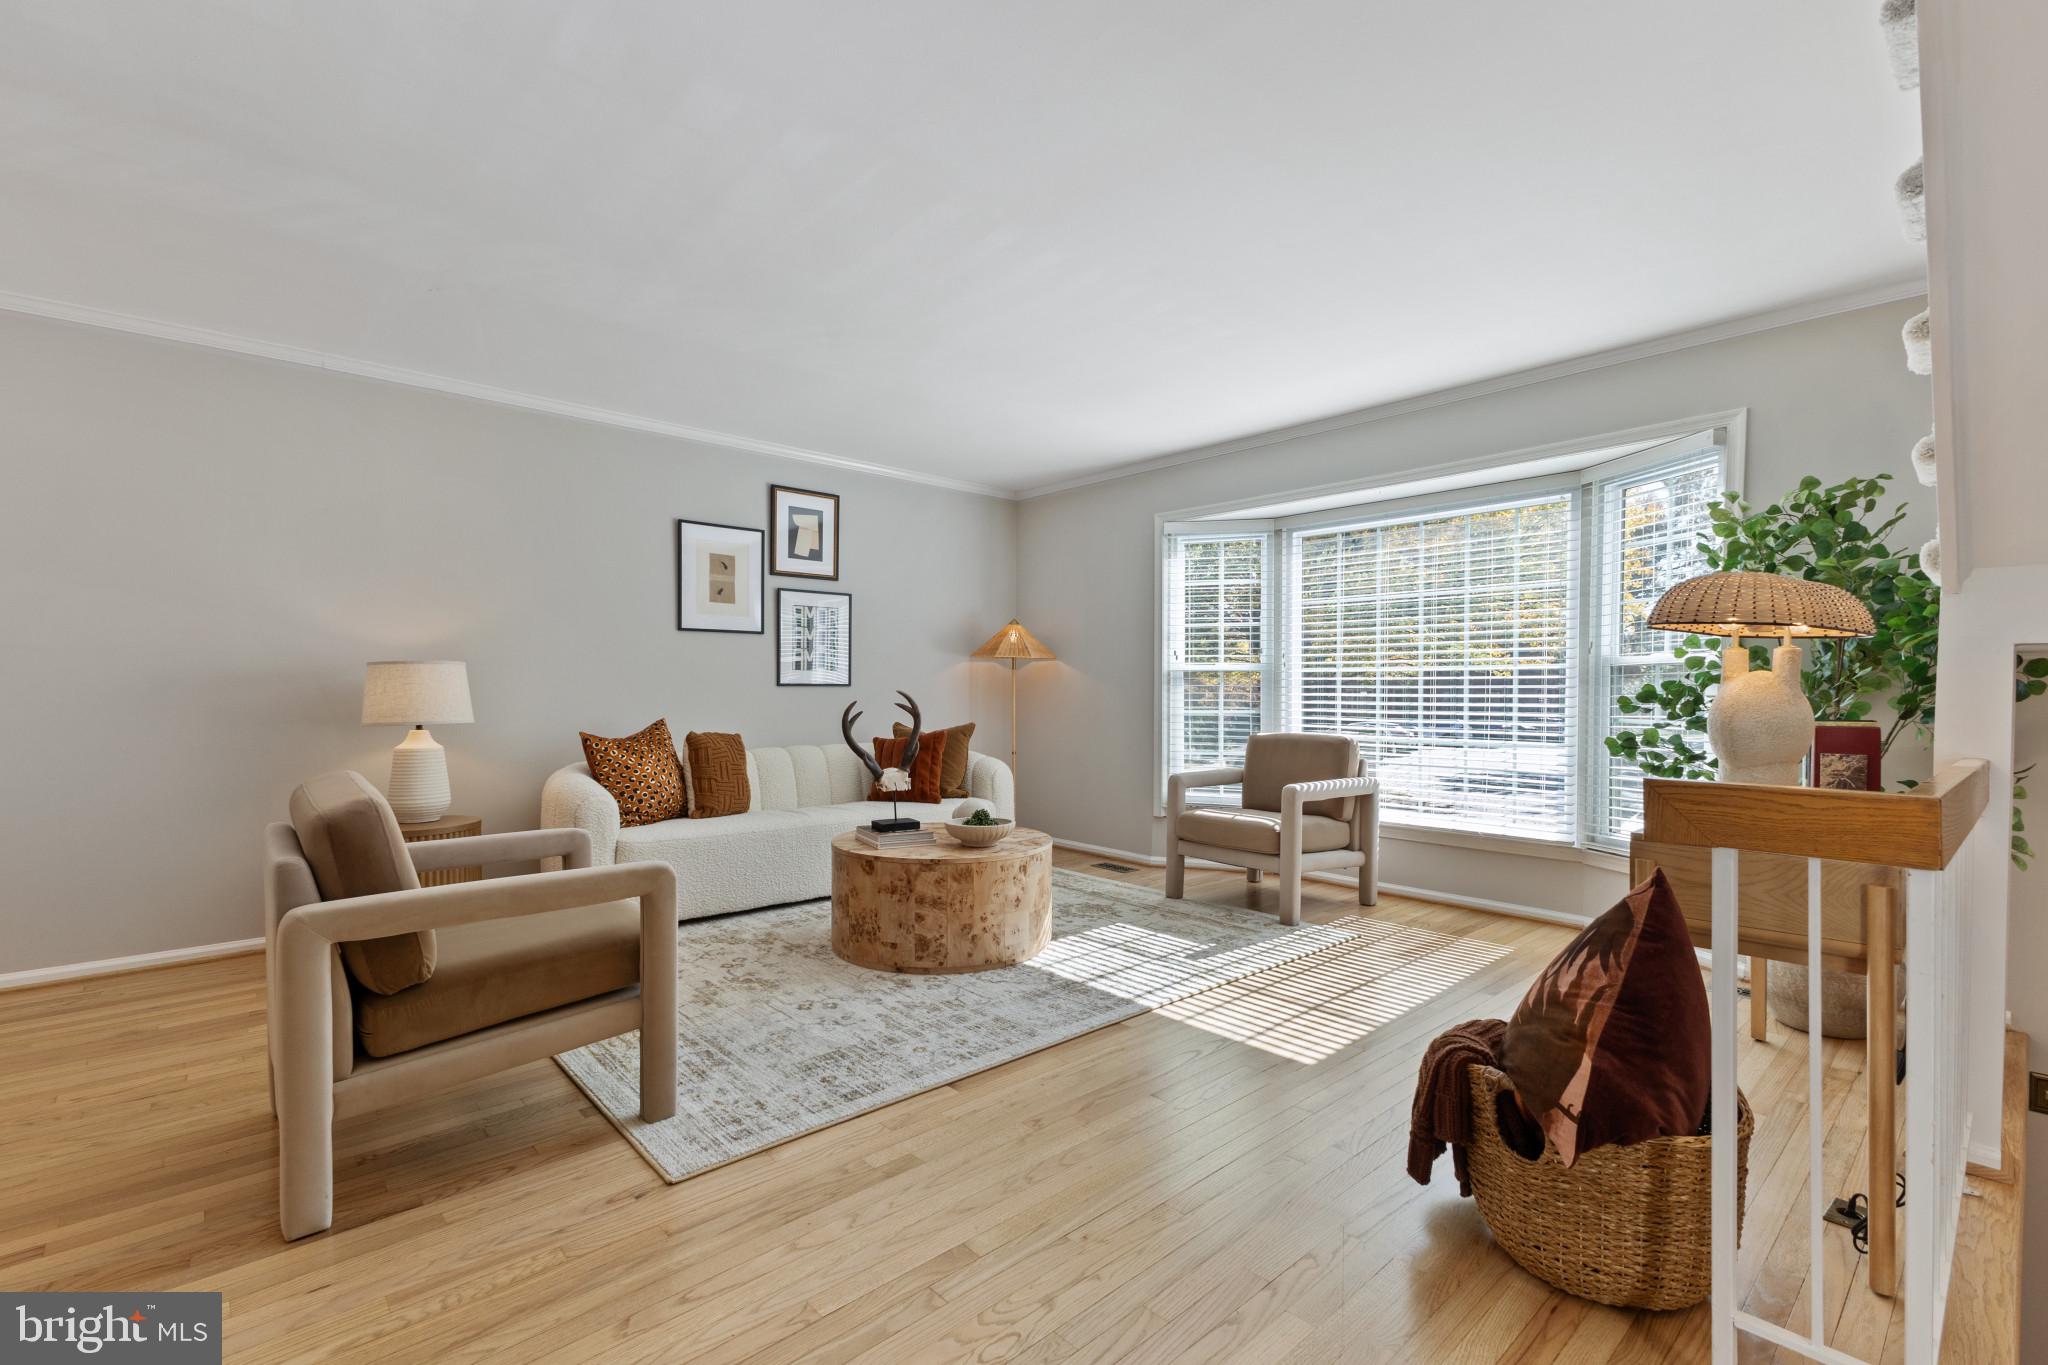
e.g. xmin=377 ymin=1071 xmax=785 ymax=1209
xmin=555 ymin=868 xmax=1360 ymax=1182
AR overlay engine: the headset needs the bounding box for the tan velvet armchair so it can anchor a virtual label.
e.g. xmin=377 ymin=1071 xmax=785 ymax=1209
xmin=1165 ymin=733 xmax=1379 ymax=925
xmin=265 ymin=771 xmax=677 ymax=1240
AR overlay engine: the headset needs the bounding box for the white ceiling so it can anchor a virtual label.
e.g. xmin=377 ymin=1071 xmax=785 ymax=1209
xmin=0 ymin=2 xmax=1924 ymax=496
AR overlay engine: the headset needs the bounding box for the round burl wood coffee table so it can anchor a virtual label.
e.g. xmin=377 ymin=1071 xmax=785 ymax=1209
xmin=830 ymin=828 xmax=1054 ymax=973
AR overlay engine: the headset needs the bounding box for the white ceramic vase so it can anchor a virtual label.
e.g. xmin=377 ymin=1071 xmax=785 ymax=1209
xmin=387 ymin=726 xmax=452 ymax=823
xmin=1707 ymin=642 xmax=1814 ymax=785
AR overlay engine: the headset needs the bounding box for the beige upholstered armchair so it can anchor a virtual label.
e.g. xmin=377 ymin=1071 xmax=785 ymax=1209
xmin=1165 ymin=733 xmax=1379 ymax=925
xmin=265 ymin=771 xmax=677 ymax=1240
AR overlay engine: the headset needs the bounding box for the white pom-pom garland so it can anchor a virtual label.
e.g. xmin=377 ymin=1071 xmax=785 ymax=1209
xmin=1919 ymin=534 xmax=1942 ymax=587
xmin=1896 ymin=160 xmax=1925 ymax=243
xmin=1911 ymin=431 xmax=1937 ymax=486
xmin=1881 ymin=0 xmax=1918 ymax=90
xmin=1902 ymin=309 xmax=1932 ymax=375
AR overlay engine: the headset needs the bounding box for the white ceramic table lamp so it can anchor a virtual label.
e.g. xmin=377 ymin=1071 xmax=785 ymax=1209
xmin=361 ymin=660 xmax=473 ymax=822
xmin=1647 ymin=572 xmax=1873 ymax=785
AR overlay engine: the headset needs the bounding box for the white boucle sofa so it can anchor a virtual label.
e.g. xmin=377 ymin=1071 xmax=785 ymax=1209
xmin=540 ymin=743 xmax=1015 ymax=920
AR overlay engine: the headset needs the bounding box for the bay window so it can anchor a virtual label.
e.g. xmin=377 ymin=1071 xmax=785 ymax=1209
xmin=1161 ymin=423 xmax=1734 ymax=853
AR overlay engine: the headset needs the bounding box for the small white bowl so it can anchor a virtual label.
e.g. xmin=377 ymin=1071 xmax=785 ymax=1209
xmin=946 ymin=818 xmax=1014 ymax=847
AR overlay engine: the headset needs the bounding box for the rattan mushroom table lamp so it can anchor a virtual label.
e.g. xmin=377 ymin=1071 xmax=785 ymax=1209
xmin=970 ymin=618 xmax=1056 ymax=781
xmin=1647 ymin=572 xmax=1873 ymax=785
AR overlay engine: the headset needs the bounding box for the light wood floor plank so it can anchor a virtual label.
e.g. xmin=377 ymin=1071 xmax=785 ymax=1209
xmin=0 ymin=849 xmax=2018 ymax=1363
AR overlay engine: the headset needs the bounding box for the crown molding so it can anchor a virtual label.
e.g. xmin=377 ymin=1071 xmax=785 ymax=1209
xmin=3 ymin=275 xmax=1926 ymax=504
xmin=0 ymin=289 xmax=1011 ymax=499
xmin=1016 ymin=276 xmax=1929 ymax=500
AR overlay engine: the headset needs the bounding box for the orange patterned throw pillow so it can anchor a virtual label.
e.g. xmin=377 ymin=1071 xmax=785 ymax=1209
xmin=869 ymin=732 xmax=947 ymax=803
xmin=685 ymin=731 xmax=750 ymax=817
xmin=579 ymin=720 xmax=686 ymax=828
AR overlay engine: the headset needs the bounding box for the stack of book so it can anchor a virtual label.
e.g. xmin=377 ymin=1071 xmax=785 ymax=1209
xmin=856 ymin=826 xmax=936 ymax=849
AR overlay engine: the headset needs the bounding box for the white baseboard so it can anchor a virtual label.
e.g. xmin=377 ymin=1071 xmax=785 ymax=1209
xmin=4 ymin=839 xmax=1587 ymax=993
xmin=0 ymin=937 xmax=263 ymax=993
xmin=1051 ymin=837 xmax=1589 ymax=929
xmin=1375 ymin=882 xmax=1590 ymax=930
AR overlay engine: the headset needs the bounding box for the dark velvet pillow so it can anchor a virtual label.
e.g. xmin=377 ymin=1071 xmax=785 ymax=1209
xmin=894 ymin=720 xmax=976 ymax=798
xmin=1497 ymin=868 xmax=1709 ymax=1165
xmin=870 ymin=732 xmax=947 ymax=803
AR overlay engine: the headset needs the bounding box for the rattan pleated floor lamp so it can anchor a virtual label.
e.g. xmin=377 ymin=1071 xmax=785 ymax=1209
xmin=970 ymin=618 xmax=1056 ymax=787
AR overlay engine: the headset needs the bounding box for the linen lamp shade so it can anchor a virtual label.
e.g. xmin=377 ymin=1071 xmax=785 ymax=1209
xmin=1646 ymin=572 xmax=1872 ymax=786
xmin=361 ymin=661 xmax=473 ymax=822
xmin=362 ymin=660 xmax=474 ymax=725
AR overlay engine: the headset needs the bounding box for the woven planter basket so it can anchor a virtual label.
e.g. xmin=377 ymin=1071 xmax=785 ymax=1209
xmin=1465 ymin=1065 xmax=1753 ymax=1311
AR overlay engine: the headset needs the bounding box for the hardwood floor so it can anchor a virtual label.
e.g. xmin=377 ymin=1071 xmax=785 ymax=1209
xmin=0 ymin=851 xmax=2020 ymax=1362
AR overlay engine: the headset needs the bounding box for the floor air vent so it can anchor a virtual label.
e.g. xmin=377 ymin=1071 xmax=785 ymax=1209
xmin=1092 ymin=861 xmax=1142 ymax=874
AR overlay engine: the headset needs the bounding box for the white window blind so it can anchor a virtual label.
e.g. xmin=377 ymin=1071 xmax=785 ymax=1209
xmin=1163 ymin=530 xmax=1271 ymax=801
xmin=1587 ymin=442 xmax=1725 ymax=848
xmin=1283 ymin=493 xmax=1578 ymax=840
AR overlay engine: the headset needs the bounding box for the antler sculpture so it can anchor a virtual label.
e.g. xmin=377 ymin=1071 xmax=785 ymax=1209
xmin=840 ymin=691 xmax=922 ymax=782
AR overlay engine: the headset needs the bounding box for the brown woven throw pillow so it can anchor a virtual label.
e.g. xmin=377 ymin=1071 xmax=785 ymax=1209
xmin=685 ymin=731 xmax=750 ymax=817
xmin=894 ymin=720 xmax=976 ymax=797
xmin=579 ymin=719 xmax=686 ymax=827
xmin=870 ymin=732 xmax=947 ymax=803
xmin=1497 ymin=868 xmax=1709 ymax=1166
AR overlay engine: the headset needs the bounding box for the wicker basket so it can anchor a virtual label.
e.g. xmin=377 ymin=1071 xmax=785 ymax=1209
xmin=1465 ymin=1065 xmax=1752 ymax=1311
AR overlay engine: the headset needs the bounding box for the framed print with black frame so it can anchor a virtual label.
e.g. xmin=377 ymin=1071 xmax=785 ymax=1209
xmin=769 ymin=484 xmax=840 ymax=579
xmin=776 ymin=588 xmax=851 ymax=686
xmin=675 ymin=519 xmax=765 ymax=633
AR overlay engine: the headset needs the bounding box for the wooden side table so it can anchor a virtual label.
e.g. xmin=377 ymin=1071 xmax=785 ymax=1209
xmin=398 ymin=814 xmax=483 ymax=886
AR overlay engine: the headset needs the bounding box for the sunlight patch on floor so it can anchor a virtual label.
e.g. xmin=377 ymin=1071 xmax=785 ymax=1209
xmin=1148 ymin=916 xmax=1516 ymax=1063
xmin=1027 ymin=919 xmax=1358 ymax=1011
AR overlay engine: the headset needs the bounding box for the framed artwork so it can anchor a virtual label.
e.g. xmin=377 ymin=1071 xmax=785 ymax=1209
xmin=776 ymin=589 xmax=851 ymax=686
xmin=675 ymin=519 xmax=765 ymax=633
xmin=769 ymin=484 xmax=840 ymax=579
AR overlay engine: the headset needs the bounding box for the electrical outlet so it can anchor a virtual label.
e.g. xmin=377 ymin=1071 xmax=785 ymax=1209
xmin=2031 ymin=1072 xmax=2048 ymax=1116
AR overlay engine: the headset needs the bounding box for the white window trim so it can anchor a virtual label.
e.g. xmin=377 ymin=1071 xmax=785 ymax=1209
xmin=1156 ymin=520 xmax=1278 ymax=809
xmin=1153 ymin=410 xmax=1747 ymax=864
xmin=1576 ymin=432 xmax=1743 ymax=851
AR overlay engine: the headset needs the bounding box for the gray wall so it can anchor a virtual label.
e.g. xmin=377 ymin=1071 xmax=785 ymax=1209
xmin=1014 ymin=299 xmax=1935 ymax=920
xmin=0 ymin=297 xmax=1938 ymax=971
xmin=0 ymin=312 xmax=1018 ymax=974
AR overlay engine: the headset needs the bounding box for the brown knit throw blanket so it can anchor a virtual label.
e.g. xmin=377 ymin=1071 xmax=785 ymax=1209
xmin=1407 ymin=1017 xmax=1508 ymax=1196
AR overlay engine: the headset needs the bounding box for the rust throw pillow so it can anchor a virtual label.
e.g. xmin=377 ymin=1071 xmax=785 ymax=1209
xmin=894 ymin=720 xmax=976 ymax=798
xmin=684 ymin=731 xmax=750 ymax=817
xmin=580 ymin=719 xmax=686 ymax=828
xmin=869 ymin=732 xmax=946 ymax=803
xmin=1497 ymin=867 xmax=1709 ymax=1166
